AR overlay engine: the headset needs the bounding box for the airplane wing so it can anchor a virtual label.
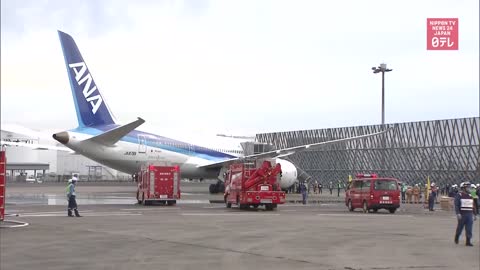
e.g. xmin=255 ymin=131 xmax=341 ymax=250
xmin=1 ymin=123 xmax=75 ymax=152
xmin=198 ymin=129 xmax=390 ymax=169
xmin=1 ymin=140 xmax=74 ymax=152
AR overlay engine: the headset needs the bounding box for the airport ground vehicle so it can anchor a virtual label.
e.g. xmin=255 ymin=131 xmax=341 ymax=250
xmin=224 ymin=160 xmax=286 ymax=211
xmin=26 ymin=175 xmax=40 ymax=183
xmin=0 ymin=149 xmax=5 ymax=221
xmin=136 ymin=165 xmax=181 ymax=206
xmin=345 ymin=173 xmax=400 ymax=213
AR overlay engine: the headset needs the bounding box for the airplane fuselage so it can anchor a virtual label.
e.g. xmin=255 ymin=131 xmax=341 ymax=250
xmin=58 ymin=128 xmax=298 ymax=189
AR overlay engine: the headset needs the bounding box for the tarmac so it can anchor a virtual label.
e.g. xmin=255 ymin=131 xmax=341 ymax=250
xmin=1 ymin=181 xmax=479 ymax=270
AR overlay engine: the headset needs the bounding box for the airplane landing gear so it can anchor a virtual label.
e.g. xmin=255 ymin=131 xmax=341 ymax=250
xmin=209 ymin=180 xmax=225 ymax=194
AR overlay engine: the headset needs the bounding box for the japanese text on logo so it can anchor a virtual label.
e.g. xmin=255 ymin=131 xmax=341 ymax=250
xmin=427 ymin=18 xmax=458 ymax=50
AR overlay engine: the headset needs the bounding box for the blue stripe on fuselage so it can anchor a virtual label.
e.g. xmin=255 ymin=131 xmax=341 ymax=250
xmin=70 ymin=125 xmax=237 ymax=161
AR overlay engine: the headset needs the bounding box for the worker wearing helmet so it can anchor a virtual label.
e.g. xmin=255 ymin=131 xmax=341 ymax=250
xmin=477 ymin=184 xmax=480 ymax=214
xmin=454 ymin=182 xmax=477 ymax=246
xmin=299 ymin=181 xmax=307 ymax=205
xmin=470 ymin=184 xmax=478 ymax=215
xmin=428 ymin=183 xmax=437 ymax=211
xmin=449 ymin=184 xmax=458 ymax=198
xmin=66 ymin=177 xmax=82 ymax=217
xmin=412 ymin=184 xmax=420 ymax=204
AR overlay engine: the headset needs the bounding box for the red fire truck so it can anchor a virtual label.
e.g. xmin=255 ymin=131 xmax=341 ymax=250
xmin=136 ymin=165 xmax=181 ymax=206
xmin=0 ymin=148 xmax=6 ymax=221
xmin=224 ymin=160 xmax=286 ymax=211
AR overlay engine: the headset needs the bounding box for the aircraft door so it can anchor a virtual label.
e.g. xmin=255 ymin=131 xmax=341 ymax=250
xmin=138 ymin=135 xmax=147 ymax=153
xmin=188 ymin=143 xmax=194 ymax=155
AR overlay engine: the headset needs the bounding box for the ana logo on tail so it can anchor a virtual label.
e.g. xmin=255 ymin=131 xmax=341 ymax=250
xmin=69 ymin=62 xmax=103 ymax=114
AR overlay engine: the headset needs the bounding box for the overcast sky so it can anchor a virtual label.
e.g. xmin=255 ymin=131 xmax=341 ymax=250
xmin=1 ymin=0 xmax=479 ymax=138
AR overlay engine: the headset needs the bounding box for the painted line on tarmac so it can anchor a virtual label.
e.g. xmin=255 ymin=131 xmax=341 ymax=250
xmin=283 ymin=204 xmax=335 ymax=207
xmin=20 ymin=210 xmax=94 ymax=215
xmin=120 ymin=208 xmax=179 ymax=211
xmin=316 ymin=213 xmax=414 ymax=217
xmin=19 ymin=212 xmax=142 ymax=217
xmin=5 ymin=209 xmax=26 ymax=213
xmin=80 ymin=213 xmax=142 ymax=217
xmin=181 ymin=213 xmax=281 ymax=216
xmin=177 ymin=200 xmax=211 ymax=204
xmin=0 ymin=220 xmax=30 ymax=228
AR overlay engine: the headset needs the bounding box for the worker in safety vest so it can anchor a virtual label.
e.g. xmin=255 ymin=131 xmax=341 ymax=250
xmin=406 ymin=186 xmax=413 ymax=204
xmin=401 ymin=183 xmax=407 ymax=203
xmin=454 ymin=182 xmax=477 ymax=246
xmin=470 ymin=184 xmax=478 ymax=215
xmin=66 ymin=177 xmax=82 ymax=217
xmin=412 ymin=184 xmax=420 ymax=204
xmin=477 ymin=184 xmax=480 ymax=215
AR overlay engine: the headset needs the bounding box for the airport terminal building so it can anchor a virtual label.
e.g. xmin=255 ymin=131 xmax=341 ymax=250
xmin=256 ymin=117 xmax=480 ymax=186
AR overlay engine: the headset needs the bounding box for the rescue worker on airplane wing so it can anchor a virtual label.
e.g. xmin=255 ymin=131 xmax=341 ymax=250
xmin=454 ymin=182 xmax=477 ymax=246
xmin=66 ymin=177 xmax=81 ymax=217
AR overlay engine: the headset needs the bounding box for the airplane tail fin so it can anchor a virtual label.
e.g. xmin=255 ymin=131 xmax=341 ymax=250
xmin=58 ymin=30 xmax=116 ymax=127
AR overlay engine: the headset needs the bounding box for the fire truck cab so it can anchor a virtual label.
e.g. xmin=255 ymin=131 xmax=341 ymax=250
xmin=224 ymin=159 xmax=286 ymax=211
xmin=136 ymin=165 xmax=181 ymax=206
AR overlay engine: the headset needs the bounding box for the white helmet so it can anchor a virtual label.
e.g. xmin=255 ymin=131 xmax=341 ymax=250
xmin=471 ymin=184 xmax=477 ymax=189
xmin=431 ymin=182 xmax=436 ymax=187
xmin=460 ymin=182 xmax=471 ymax=188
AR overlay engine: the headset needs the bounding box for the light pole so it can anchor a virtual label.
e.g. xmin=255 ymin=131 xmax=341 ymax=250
xmin=372 ymin=63 xmax=393 ymax=126
xmin=372 ymin=63 xmax=392 ymax=175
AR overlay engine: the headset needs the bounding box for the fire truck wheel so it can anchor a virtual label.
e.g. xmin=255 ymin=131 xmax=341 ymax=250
xmin=348 ymin=200 xmax=354 ymax=212
xmin=167 ymin=201 xmax=175 ymax=206
xmin=265 ymin=204 xmax=274 ymax=211
xmin=253 ymin=204 xmax=259 ymax=209
xmin=272 ymin=204 xmax=277 ymax=209
xmin=226 ymin=202 xmax=232 ymax=208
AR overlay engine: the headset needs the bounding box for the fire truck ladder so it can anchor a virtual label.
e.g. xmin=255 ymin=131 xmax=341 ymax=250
xmin=243 ymin=163 xmax=281 ymax=190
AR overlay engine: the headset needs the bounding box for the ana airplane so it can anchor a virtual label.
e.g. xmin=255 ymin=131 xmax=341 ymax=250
xmin=1 ymin=31 xmax=386 ymax=192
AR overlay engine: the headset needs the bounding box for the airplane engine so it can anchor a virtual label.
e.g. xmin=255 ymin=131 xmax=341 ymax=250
xmin=275 ymin=158 xmax=298 ymax=190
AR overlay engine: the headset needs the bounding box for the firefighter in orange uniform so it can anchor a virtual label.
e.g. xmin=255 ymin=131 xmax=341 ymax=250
xmin=412 ymin=184 xmax=420 ymax=204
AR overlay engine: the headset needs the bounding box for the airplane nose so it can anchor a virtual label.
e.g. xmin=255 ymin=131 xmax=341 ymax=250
xmin=53 ymin=132 xmax=69 ymax=144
